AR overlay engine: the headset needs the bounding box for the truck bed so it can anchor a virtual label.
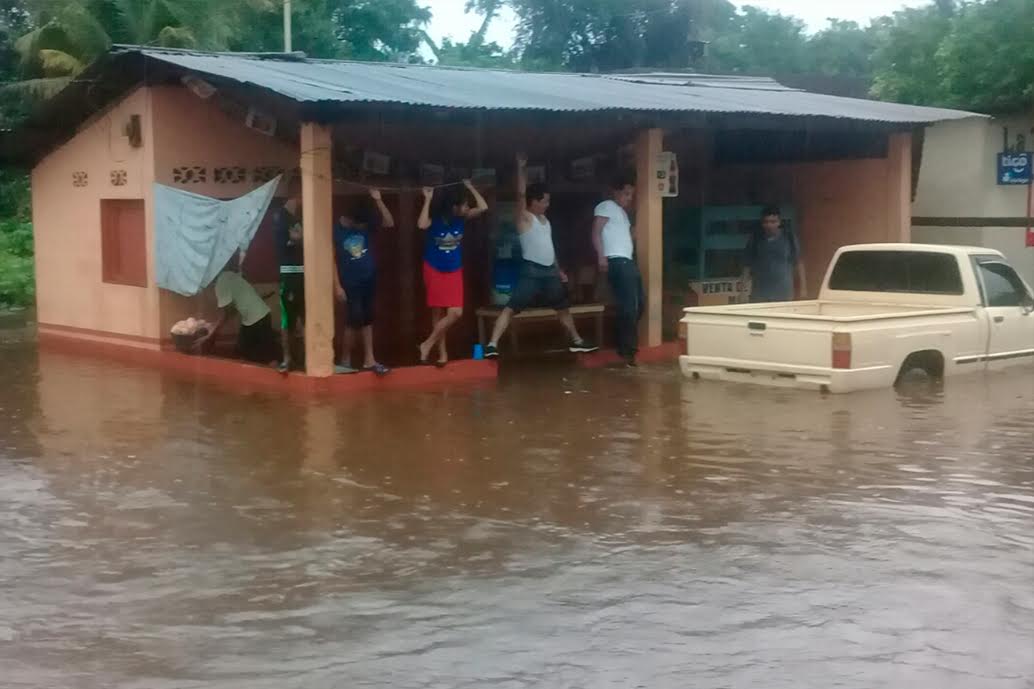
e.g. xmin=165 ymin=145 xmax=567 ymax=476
xmin=681 ymin=301 xmax=982 ymax=390
xmin=684 ymin=300 xmax=975 ymax=322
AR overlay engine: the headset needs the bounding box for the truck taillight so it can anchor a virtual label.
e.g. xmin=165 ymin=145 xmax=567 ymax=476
xmin=832 ymin=333 xmax=852 ymax=369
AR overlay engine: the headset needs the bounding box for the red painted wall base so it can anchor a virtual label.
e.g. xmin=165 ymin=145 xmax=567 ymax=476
xmin=38 ymin=331 xmax=498 ymax=396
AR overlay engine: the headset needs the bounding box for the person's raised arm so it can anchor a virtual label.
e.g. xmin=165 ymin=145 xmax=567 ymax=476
xmin=463 ymin=179 xmax=489 ymax=219
xmin=514 ymin=153 xmax=532 ymax=233
xmin=592 ymin=215 xmax=609 ymax=272
xmin=369 ymin=188 xmax=395 ymax=229
xmin=417 ymin=187 xmax=433 ymax=230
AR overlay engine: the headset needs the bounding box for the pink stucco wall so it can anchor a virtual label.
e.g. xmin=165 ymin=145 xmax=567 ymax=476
xmin=789 ymin=133 xmax=912 ymax=293
xmin=148 ymin=86 xmax=299 ymax=338
xmin=32 ymin=85 xmax=299 ymax=346
xmin=32 ymin=87 xmax=160 ymax=347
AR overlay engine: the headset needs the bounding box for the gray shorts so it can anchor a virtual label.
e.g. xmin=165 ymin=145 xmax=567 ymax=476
xmin=507 ymin=261 xmax=569 ymax=313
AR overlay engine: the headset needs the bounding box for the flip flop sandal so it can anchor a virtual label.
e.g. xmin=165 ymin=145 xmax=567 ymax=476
xmin=365 ymin=363 xmax=391 ymax=376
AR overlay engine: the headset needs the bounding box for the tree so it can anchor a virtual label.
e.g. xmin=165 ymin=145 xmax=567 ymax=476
xmin=937 ymin=0 xmax=1034 ymax=112
xmin=869 ymin=0 xmax=957 ymax=106
xmin=806 ymin=19 xmax=877 ymax=79
xmin=228 ymin=0 xmax=431 ymax=61
xmin=507 ymin=0 xmax=739 ymax=72
xmin=432 ymin=37 xmax=514 ymax=68
xmin=422 ymin=0 xmax=516 ymax=69
xmin=333 ymin=0 xmax=430 ymax=61
xmin=8 ymin=0 xmax=432 ymax=81
xmin=0 ymin=1 xmax=32 ymax=127
xmin=870 ymin=0 xmax=1034 ymax=113
xmin=708 ymin=5 xmax=809 ymax=74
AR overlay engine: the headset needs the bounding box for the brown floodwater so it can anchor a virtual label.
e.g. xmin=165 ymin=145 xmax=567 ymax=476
xmin=1 ymin=324 xmax=1032 ymax=688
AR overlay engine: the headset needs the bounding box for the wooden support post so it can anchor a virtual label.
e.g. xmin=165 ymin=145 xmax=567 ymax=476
xmin=887 ymin=132 xmax=912 ymax=243
xmin=635 ymin=128 xmax=664 ymax=348
xmin=301 ymin=122 xmax=335 ymax=377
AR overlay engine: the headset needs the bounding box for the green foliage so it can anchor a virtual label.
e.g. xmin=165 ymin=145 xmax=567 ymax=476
xmin=220 ymin=0 xmax=431 ymax=61
xmin=0 ymin=167 xmax=29 ymax=217
xmin=0 ymin=245 xmax=34 ymax=308
xmin=500 ymin=0 xmax=1032 ymax=113
xmin=870 ymin=2 xmax=957 ymax=106
xmin=870 ymin=0 xmax=1034 ymax=113
xmin=0 ymin=169 xmax=32 ymax=309
xmin=508 ymin=0 xmax=736 ymax=72
xmin=335 ymin=0 xmax=431 ymax=61
xmin=709 ymin=5 xmax=809 ymax=74
xmin=435 ymin=37 xmax=515 ymax=68
xmin=806 ymin=20 xmax=877 ymax=79
xmin=936 ymin=0 xmax=1034 ymax=112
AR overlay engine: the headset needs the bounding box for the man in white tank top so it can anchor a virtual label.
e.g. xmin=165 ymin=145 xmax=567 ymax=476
xmin=484 ymin=153 xmax=599 ymax=359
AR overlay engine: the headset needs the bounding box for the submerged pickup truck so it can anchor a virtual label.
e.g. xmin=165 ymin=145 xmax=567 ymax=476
xmin=680 ymin=244 xmax=1034 ymax=393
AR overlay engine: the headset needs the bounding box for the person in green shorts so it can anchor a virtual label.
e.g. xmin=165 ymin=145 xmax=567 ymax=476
xmin=274 ymin=195 xmax=304 ymax=372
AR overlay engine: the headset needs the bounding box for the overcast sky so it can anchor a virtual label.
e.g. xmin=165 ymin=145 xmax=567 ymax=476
xmin=423 ymin=0 xmax=933 ymax=48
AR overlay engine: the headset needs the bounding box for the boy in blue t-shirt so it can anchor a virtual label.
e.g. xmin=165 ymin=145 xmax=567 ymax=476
xmin=333 ymin=188 xmax=394 ymax=375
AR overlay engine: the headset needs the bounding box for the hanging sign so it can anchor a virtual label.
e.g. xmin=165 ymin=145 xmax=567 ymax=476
xmin=472 ymin=168 xmax=497 ymax=184
xmin=997 ymin=152 xmax=1032 ymax=185
xmin=362 ymin=151 xmax=391 ymax=176
xmin=570 ymin=156 xmax=595 ymax=181
xmin=526 ymin=165 xmax=546 ymax=184
xmin=245 ymin=107 xmax=276 ymax=137
xmin=420 ymin=164 xmax=445 ymax=186
xmin=690 ymin=279 xmax=749 ymax=306
xmin=655 ymin=151 xmax=679 ymax=197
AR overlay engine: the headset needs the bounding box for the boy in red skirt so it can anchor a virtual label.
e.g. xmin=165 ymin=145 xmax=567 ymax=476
xmin=417 ymin=180 xmax=488 ymax=366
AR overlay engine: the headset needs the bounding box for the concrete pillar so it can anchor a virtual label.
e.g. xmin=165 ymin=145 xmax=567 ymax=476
xmin=300 ymin=122 xmax=335 ymax=377
xmin=887 ymin=132 xmax=913 ymax=243
xmin=635 ymin=128 xmax=664 ymax=347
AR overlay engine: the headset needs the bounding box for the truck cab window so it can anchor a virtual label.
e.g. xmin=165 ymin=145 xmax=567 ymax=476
xmin=828 ymin=251 xmax=963 ymax=294
xmin=978 ymin=262 xmax=1029 ymax=307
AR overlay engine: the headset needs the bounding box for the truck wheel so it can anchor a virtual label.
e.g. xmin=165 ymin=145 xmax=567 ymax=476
xmin=895 ymin=351 xmax=945 ymax=387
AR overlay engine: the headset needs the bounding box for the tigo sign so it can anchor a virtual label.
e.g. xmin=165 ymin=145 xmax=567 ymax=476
xmin=997 ymin=152 xmax=1032 ymax=185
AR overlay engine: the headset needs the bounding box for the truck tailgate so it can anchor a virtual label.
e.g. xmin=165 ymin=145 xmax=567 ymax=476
xmin=683 ymin=312 xmax=834 ymax=369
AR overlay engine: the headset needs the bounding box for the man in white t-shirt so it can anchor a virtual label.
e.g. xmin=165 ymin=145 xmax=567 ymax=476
xmin=592 ymin=176 xmax=643 ymax=367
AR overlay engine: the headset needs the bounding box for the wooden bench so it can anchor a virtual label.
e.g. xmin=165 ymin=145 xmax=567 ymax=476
xmin=476 ymin=303 xmax=606 ymax=354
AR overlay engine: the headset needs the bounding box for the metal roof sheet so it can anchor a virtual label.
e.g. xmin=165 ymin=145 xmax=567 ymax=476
xmin=126 ymin=47 xmax=981 ymax=125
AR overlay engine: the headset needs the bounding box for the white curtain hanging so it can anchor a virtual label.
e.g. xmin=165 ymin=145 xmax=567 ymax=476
xmin=154 ymin=175 xmax=281 ymax=296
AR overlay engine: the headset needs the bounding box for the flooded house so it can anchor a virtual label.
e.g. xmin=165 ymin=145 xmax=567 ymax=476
xmin=0 ymin=46 xmax=979 ymax=390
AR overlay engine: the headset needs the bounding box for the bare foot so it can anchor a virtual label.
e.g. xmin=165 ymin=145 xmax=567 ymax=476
xmin=418 ymin=341 xmax=432 ymax=364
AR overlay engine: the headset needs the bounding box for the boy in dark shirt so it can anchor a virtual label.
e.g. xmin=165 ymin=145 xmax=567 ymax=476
xmin=333 ymin=188 xmax=394 ymax=375
xmin=274 ymin=194 xmax=304 ymax=372
xmin=744 ymin=206 xmax=807 ymax=303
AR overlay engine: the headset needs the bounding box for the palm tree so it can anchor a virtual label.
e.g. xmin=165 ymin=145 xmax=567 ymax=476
xmin=6 ymin=0 xmax=258 ymax=101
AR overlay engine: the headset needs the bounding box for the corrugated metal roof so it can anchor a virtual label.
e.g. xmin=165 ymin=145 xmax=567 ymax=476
xmin=125 ymin=47 xmax=980 ymax=125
